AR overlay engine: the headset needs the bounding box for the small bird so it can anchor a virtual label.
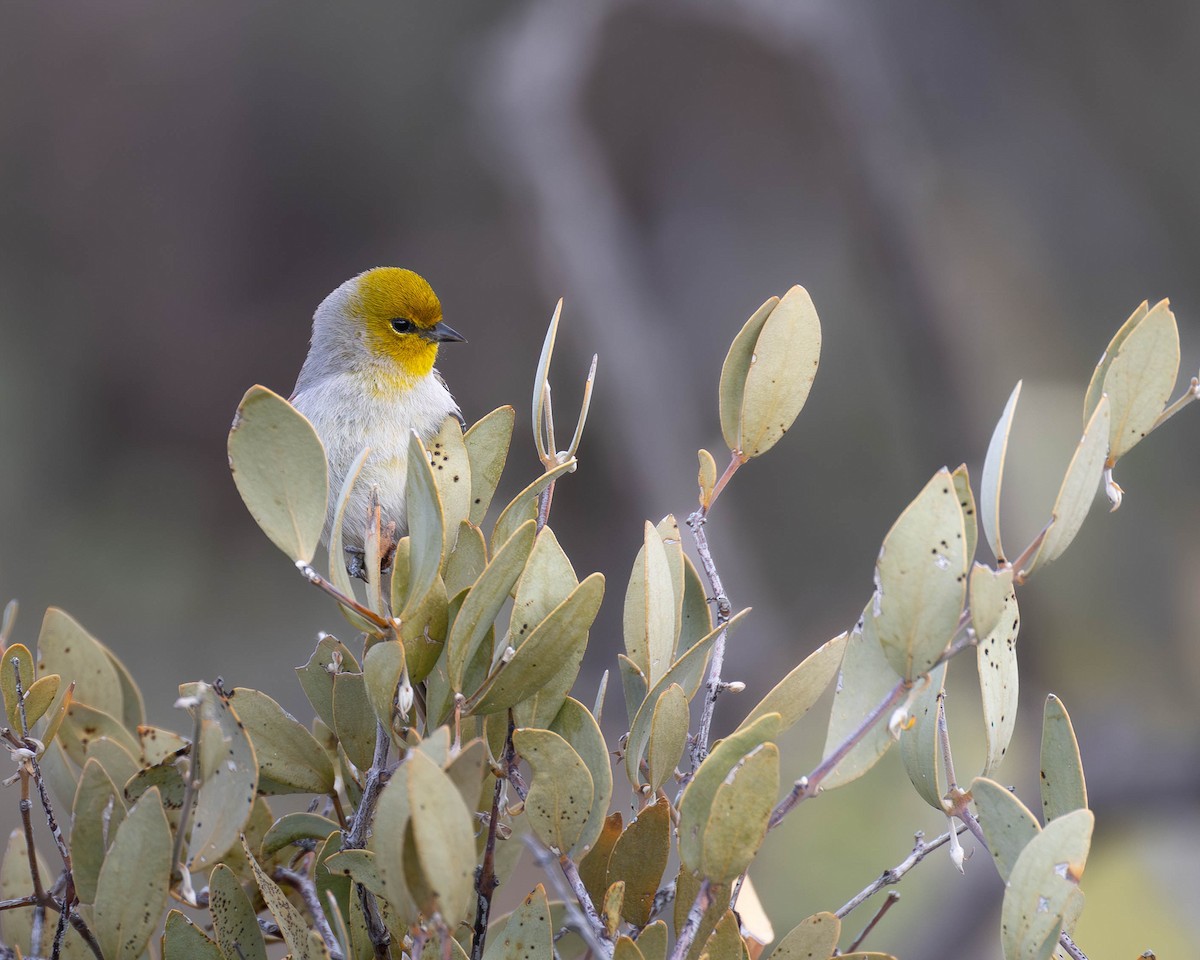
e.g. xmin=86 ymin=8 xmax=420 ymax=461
xmin=290 ymin=267 xmax=465 ymax=574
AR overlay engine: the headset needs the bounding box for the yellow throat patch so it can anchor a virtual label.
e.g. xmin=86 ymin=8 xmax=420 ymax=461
xmin=354 ymin=268 xmax=444 ymax=386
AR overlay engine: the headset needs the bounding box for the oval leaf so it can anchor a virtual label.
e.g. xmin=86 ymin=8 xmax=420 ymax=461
xmin=406 ymin=751 xmax=478 ymax=926
xmin=767 ymin=913 xmax=841 ymax=960
xmin=426 ymin=415 xmax=473 ymax=543
xmin=94 ymin=788 xmax=171 ymax=960
xmin=700 ymin=741 xmax=779 ymax=882
xmin=719 ymin=297 xmax=778 ymax=453
xmin=970 ymin=776 xmax=1041 ymax=883
xmin=513 ymin=727 xmax=594 ymax=854
xmin=737 ymin=285 xmax=822 ymax=458
xmin=1083 ymin=300 xmax=1149 ymax=424
xmin=646 ymin=684 xmax=689 ymax=794
xmin=209 ymin=863 xmax=268 ymax=960
xmin=550 ymin=698 xmax=613 ymax=859
xmin=873 ymin=468 xmax=968 ymax=679
xmin=404 ymin=432 xmax=446 ymax=619
xmin=228 ymin=384 xmax=328 ymax=563
xmin=1102 ymin=298 xmax=1180 ymax=461
xmin=229 ymin=687 xmax=335 ymax=795
xmin=1040 ymin=695 xmax=1087 ymax=823
xmin=36 ymin=608 xmax=124 ymax=720
xmin=606 ymin=797 xmax=671 ymax=927
xmin=738 ymin=631 xmax=847 ymax=734
xmin=464 ymin=406 xmax=515 ymax=526
xmin=898 ymin=664 xmax=947 ymax=809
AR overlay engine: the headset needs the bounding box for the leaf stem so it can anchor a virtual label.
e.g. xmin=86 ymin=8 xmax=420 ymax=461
xmin=845 ymin=891 xmax=900 ymax=952
xmin=667 ymin=879 xmax=712 ymax=960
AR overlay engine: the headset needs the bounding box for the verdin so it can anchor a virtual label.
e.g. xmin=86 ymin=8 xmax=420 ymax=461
xmin=290 ymin=267 xmax=465 ymax=572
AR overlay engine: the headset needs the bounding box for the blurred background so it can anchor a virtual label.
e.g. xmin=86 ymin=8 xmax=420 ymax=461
xmin=2 ymin=1 xmax=1198 ymax=955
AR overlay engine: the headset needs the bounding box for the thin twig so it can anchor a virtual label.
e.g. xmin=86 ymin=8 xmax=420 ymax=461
xmin=275 ymin=866 xmax=344 ymax=960
xmin=523 ymin=837 xmax=611 ymax=959
xmin=686 ymin=506 xmax=735 ymax=770
xmin=472 ymin=719 xmax=517 ymax=960
xmin=0 ymin=896 xmax=39 ymax=911
xmin=769 ymin=678 xmax=909 ymax=828
xmin=560 ymin=857 xmax=609 ymax=950
xmin=667 ymin=879 xmax=712 ymax=960
xmin=834 ymin=827 xmax=966 ymax=919
xmin=67 ymin=910 xmax=104 ymax=960
xmin=703 ymin=453 xmax=744 ymax=515
xmin=49 ymin=900 xmax=69 ymax=960
xmin=297 ymin=563 xmax=393 ymax=632
xmin=344 ymin=721 xmax=394 ymax=960
xmin=1059 ymin=930 xmax=1090 ymax=960
xmin=845 ymin=891 xmax=900 ymax=952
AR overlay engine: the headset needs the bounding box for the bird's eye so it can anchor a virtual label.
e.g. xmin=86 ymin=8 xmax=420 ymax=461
xmin=390 ymin=318 xmax=414 ymax=333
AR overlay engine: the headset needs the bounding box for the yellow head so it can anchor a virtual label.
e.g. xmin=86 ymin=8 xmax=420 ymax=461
xmin=300 ymin=267 xmax=466 ymax=392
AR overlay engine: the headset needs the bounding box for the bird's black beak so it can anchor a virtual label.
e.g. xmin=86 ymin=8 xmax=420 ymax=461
xmin=426 ymin=321 xmax=467 ymax=344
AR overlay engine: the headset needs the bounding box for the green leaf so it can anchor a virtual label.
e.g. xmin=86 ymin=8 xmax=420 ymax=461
xmin=405 ymin=751 xmax=477 ymax=926
xmin=951 ymin=463 xmax=978 ymax=569
xmin=139 ymin=725 xmax=188 ymax=766
xmin=736 ymin=285 xmax=822 ymax=458
xmin=72 ymin=758 xmax=127 ymax=904
xmin=636 ymin=922 xmax=668 ymax=960
xmin=1083 ymin=300 xmax=1149 ymax=424
xmin=163 ymin=910 xmax=223 ymax=960
xmin=209 ymin=863 xmax=268 ymax=960
xmin=397 ymin=574 xmax=448 ymax=684
xmin=35 ymin=608 xmax=125 ymax=721
xmin=426 ymin=415 xmax=473 ymax=544
xmin=445 ymin=521 xmax=488 ymax=598
xmin=468 ymin=573 xmax=604 ymax=717
xmin=623 ymin=522 xmax=677 ymax=689
xmin=483 ymin=884 xmax=553 ymax=960
xmin=550 ymin=698 xmax=613 ymax=859
xmin=492 ymin=460 xmax=576 ymax=548
xmin=229 ymin=687 xmax=335 ymax=795
xmin=513 ymin=727 xmax=594 ymax=853
xmin=22 ymin=674 xmax=60 ymax=732
xmin=1000 ymin=809 xmax=1092 ymax=960
xmin=646 ymin=684 xmax=689 ymax=794
xmin=1026 ymin=396 xmax=1110 ymax=575
xmin=766 ymin=913 xmax=841 ymax=960
xmin=626 ymin=610 xmax=750 ymax=786
xmin=59 ymin=701 xmax=139 ymax=766
xmin=738 ymin=632 xmax=847 ymax=734
xmin=296 ymin=634 xmax=358 ymax=732
xmin=720 ymin=296 xmax=778 ymax=453
xmin=972 ymin=566 xmax=1020 ymax=775
xmin=325 ymin=848 xmax=388 ymax=898
xmin=970 ymin=776 xmax=1040 ymax=883
xmin=86 ymin=736 xmax=139 ymax=791
xmin=370 ymin=766 xmax=419 ymax=927
xmin=821 ymin=605 xmax=902 ymax=790
xmin=510 ymin=526 xmax=578 ymax=648
xmin=699 ymin=742 xmax=779 ymax=882
xmin=606 ymin=797 xmax=671 ymax=927
xmin=872 ymin=468 xmax=968 ymax=679
xmin=181 ymin=682 xmax=258 ymax=871
xmin=1101 ymin=298 xmax=1180 ymax=461
xmin=93 ymin=788 xmax=171 ymax=960
xmin=400 ymin=431 xmax=446 ymax=624
xmin=243 ymin=836 xmax=330 ymax=960
xmin=0 ymin=643 xmax=34 ymax=731
xmin=333 ymin=673 xmax=378 ymax=771
xmin=1040 ymin=695 xmax=1087 ymax=823
xmin=618 ymin=654 xmax=648 ymax=730
xmin=327 ymin=445 xmax=374 ymax=632
xmin=228 ymin=384 xmax=328 ymax=564
xmin=981 ymin=381 xmax=1023 ymax=564
xmin=613 ymin=935 xmax=644 ymax=960
xmin=363 ymin=640 xmax=408 ymax=731
xmin=579 ymin=813 xmax=622 ymax=908
xmin=678 ymin=712 xmax=779 ymax=876
xmin=464 ymin=405 xmax=515 ymax=526
xmin=898 ymin=664 xmax=946 ymax=809
xmin=698 ymin=449 xmax=718 ymax=508
xmin=679 ymin=554 xmax=714 ymax=653
xmin=446 ymin=519 xmax=537 ymax=691
xmin=261 ymin=812 xmax=342 ymax=858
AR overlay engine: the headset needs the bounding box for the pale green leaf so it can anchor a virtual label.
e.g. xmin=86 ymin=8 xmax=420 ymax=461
xmin=162 ymin=910 xmax=223 ymax=960
xmin=243 ymin=837 xmax=330 ymax=960
xmin=483 ymin=885 xmax=553 ymax=960
xmin=511 ymin=526 xmax=578 ymax=643
xmin=332 ymin=673 xmax=377 ymax=771
xmin=369 ymin=766 xmax=418 ymax=927
xmin=513 ymin=727 xmax=594 ymax=854
xmin=295 ymin=633 xmax=358 ymax=733
xmin=898 ymin=664 xmax=947 ymax=809
xmin=623 ymin=522 xmax=681 ymax=686
xmin=182 ymin=683 xmax=258 ymax=870
xmin=209 ymin=863 xmax=268 ymax=960
xmin=700 ymin=742 xmax=779 ymax=882
xmin=363 ymin=640 xmax=407 ymax=731
xmin=698 ymin=449 xmax=718 ymax=508
xmin=492 ymin=459 xmax=576 ymax=548
xmin=1026 ymin=396 xmax=1110 ymax=575
xmin=970 ymin=776 xmax=1040 ymax=882
xmin=327 ymin=445 xmax=374 ymax=632
xmin=720 ymin=297 xmax=778 ymax=453
xmin=228 ymin=384 xmax=328 ymax=563
xmin=618 ymin=654 xmax=647 ymax=730
xmin=1102 ymin=298 xmax=1180 ymax=461
xmin=426 ymin=415 xmax=472 ymax=545
xmin=261 ymin=812 xmax=342 ymax=858
xmin=445 ymin=521 xmax=488 ymax=598
xmin=646 ymin=684 xmax=689 ymax=793
xmin=464 ymin=405 xmax=515 ymax=525
xmin=678 ymin=712 xmax=780 ymax=875
xmin=972 ymin=567 xmax=1020 ymax=775
xmin=35 ymin=608 xmax=124 ymax=721
xmin=873 ymin=468 xmax=968 ymax=679
xmin=1040 ymin=695 xmax=1087 ymax=822
xmin=94 ymin=788 xmax=171 ymax=960
xmin=1000 ymin=809 xmax=1093 ymax=960
xmin=951 ymin=462 xmax=978 ymax=569
xmin=737 ymin=285 xmax=822 ymax=458
xmin=230 ymin=686 xmax=335 ymax=795
xmin=72 ymin=758 xmax=127 ymax=904
xmin=821 ymin=605 xmax=902 ymax=790
xmin=738 ymin=631 xmax=847 ymax=734
xmin=551 ymin=698 xmax=613 ymax=859
xmin=404 ymin=432 xmax=446 ymax=619
xmin=766 ymin=913 xmax=841 ymax=960
xmin=981 ymin=381 xmax=1023 ymax=564
xmin=0 ymin=643 xmax=34 ymax=731
xmin=1083 ymin=300 xmax=1149 ymax=424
